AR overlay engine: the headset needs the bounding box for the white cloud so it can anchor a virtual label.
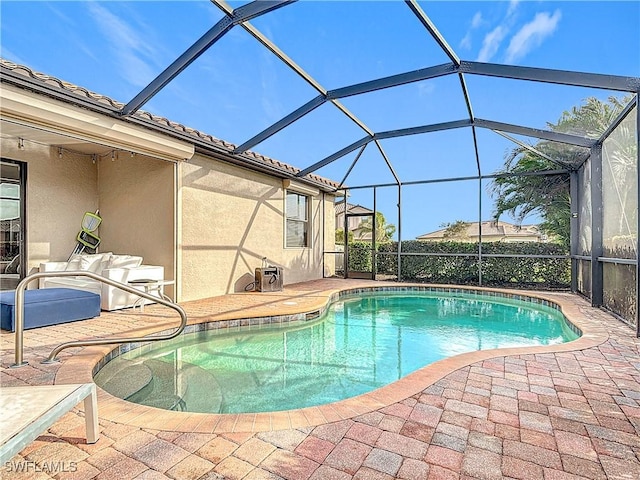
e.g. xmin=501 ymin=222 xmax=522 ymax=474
xmin=505 ymin=10 xmax=562 ymax=63
xmin=459 ymin=11 xmax=484 ymax=50
xmin=507 ymin=0 xmax=520 ymax=18
xmin=460 ymin=32 xmax=472 ymax=50
xmin=85 ymin=3 xmax=157 ymax=88
xmin=471 ymin=12 xmax=484 ymax=29
xmin=477 ymin=25 xmax=508 ymax=62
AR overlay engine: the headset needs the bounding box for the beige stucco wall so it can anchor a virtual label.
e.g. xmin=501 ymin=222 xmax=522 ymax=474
xmin=179 ymin=154 xmax=335 ymax=301
xmin=97 ymin=152 xmax=175 ymax=296
xmin=418 ymin=234 xmax=542 ymax=243
xmin=2 ymin=136 xmax=335 ymax=303
xmin=1 ymin=138 xmax=98 ymax=273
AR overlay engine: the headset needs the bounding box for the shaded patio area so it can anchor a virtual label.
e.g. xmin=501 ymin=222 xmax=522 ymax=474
xmin=1 ymin=278 xmax=640 ymax=479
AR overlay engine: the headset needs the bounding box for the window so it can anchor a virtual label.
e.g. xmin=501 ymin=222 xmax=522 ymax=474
xmin=285 ymin=191 xmax=310 ymax=248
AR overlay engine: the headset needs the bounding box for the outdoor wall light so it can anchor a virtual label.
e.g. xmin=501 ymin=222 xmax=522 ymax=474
xmin=111 ymin=151 xmax=115 ymax=161
xmin=17 ymin=138 xmax=24 ymax=150
xmin=58 ymin=147 xmax=63 ymax=158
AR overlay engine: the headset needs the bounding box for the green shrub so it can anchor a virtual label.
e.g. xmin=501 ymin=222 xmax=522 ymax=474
xmin=348 ymin=241 xmax=372 ymax=271
xmin=377 ymin=241 xmax=570 ymax=288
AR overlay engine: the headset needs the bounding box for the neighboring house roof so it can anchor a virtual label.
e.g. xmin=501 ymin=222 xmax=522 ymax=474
xmin=334 ymin=202 xmax=374 ymax=241
xmin=417 ymin=220 xmax=543 ymax=241
xmin=0 ymin=59 xmax=340 ymax=191
xmin=334 ymin=202 xmax=374 ymax=216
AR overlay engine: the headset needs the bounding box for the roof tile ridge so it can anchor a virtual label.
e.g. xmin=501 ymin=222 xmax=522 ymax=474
xmin=241 ymin=149 xmax=334 ymax=186
xmin=1 ymin=58 xmax=124 ymax=109
xmin=1 ymin=58 xmax=339 ymax=189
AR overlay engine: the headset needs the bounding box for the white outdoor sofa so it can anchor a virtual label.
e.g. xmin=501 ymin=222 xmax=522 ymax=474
xmin=39 ymin=252 xmax=164 ymax=311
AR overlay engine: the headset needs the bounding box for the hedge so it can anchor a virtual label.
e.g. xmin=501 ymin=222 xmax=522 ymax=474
xmin=347 ymin=241 xmax=373 ymax=272
xmin=370 ymin=240 xmax=570 ymax=288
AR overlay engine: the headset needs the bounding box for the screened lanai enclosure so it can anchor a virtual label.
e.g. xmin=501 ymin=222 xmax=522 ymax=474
xmin=2 ymin=1 xmax=639 ymax=333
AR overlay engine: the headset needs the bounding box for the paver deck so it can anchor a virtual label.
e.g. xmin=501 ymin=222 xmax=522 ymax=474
xmin=1 ymin=278 xmax=639 ymax=479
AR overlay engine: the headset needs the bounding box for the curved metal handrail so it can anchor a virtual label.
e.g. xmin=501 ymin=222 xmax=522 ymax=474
xmin=11 ymin=270 xmax=187 ymax=367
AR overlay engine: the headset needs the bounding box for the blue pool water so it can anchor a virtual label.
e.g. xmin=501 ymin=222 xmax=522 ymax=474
xmin=94 ymin=291 xmax=578 ymax=413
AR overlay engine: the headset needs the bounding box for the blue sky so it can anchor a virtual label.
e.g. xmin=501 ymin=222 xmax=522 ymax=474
xmin=1 ymin=1 xmax=639 ymax=239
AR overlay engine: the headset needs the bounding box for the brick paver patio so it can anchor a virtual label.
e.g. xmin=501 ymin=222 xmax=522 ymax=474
xmin=2 ymin=279 xmax=639 ymax=479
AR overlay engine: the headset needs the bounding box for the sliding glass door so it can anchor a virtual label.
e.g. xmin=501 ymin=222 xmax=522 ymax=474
xmin=0 ymin=159 xmax=26 ymax=289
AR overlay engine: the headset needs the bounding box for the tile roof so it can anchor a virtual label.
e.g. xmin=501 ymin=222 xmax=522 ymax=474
xmin=0 ymin=58 xmax=340 ymax=190
xmin=417 ymin=220 xmax=542 ymax=240
xmin=334 ymin=202 xmax=374 ymax=215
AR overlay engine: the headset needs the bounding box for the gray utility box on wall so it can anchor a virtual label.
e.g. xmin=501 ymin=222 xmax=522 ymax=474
xmin=254 ymin=267 xmax=283 ymax=292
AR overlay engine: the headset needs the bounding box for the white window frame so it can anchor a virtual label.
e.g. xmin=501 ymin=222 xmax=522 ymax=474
xmin=284 ymin=190 xmax=311 ymax=248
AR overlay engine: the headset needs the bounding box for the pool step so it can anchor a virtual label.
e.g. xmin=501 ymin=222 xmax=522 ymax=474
xmin=95 ymin=360 xmax=153 ymax=400
xmin=124 ymin=358 xmax=188 ymax=410
xmin=126 ymin=358 xmax=225 ymax=413
xmin=95 ymin=354 xmax=226 ymax=413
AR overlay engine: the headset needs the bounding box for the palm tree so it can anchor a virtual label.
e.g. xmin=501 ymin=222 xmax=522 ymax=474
xmin=600 ymin=106 xmax=637 ymax=256
xmin=357 ymin=212 xmax=396 ymax=243
xmin=335 ymin=228 xmax=353 ymax=244
xmin=491 ymin=154 xmax=571 ymax=248
xmin=490 ymin=95 xmax=635 ymax=251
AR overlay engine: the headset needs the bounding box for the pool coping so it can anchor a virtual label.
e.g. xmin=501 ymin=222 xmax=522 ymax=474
xmin=54 ymin=284 xmax=610 ymax=434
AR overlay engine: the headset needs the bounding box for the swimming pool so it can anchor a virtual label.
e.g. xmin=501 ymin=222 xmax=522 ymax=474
xmin=94 ymin=289 xmax=579 ymax=414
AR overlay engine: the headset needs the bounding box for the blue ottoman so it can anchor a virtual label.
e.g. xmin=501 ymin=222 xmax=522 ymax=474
xmin=0 ymin=288 xmax=101 ymax=332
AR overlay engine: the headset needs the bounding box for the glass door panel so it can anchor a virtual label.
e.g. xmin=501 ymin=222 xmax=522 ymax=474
xmin=0 ymin=159 xmax=25 ymax=290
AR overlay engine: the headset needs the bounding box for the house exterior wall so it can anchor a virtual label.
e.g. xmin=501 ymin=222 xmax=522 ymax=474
xmin=417 ymin=222 xmax=545 ymax=243
xmin=1 ymin=138 xmax=98 ymax=274
xmin=2 ymin=135 xmax=335 ymax=303
xmin=1 ymin=80 xmax=337 ymax=302
xmin=335 ymin=204 xmax=374 ymax=242
xmin=498 ymin=234 xmax=541 ymax=243
xmin=97 ymin=153 xmax=176 ymax=297
xmin=417 ymin=234 xmax=542 ymax=243
xmin=335 ymin=206 xmax=372 ymax=233
xmin=179 ymin=154 xmax=335 ymax=301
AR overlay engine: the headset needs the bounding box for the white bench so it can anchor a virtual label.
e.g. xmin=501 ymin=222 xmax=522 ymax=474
xmin=0 ymin=383 xmax=99 ymax=463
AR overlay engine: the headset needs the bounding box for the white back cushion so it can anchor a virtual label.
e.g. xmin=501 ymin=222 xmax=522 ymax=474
xmin=64 ymin=258 xmax=82 ymax=271
xmin=108 ymin=255 xmax=143 ymax=269
xmin=69 ymin=253 xmax=113 ymax=274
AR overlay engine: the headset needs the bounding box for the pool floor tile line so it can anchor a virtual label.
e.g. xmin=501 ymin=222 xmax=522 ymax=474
xmin=1 ymin=278 xmax=639 ymax=479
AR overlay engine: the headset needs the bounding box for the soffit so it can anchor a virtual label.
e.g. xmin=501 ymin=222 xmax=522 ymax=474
xmin=0 ymin=82 xmax=195 ymax=161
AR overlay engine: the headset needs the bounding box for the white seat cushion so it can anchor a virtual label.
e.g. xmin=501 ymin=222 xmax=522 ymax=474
xmin=41 ymin=277 xmax=102 ymax=297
